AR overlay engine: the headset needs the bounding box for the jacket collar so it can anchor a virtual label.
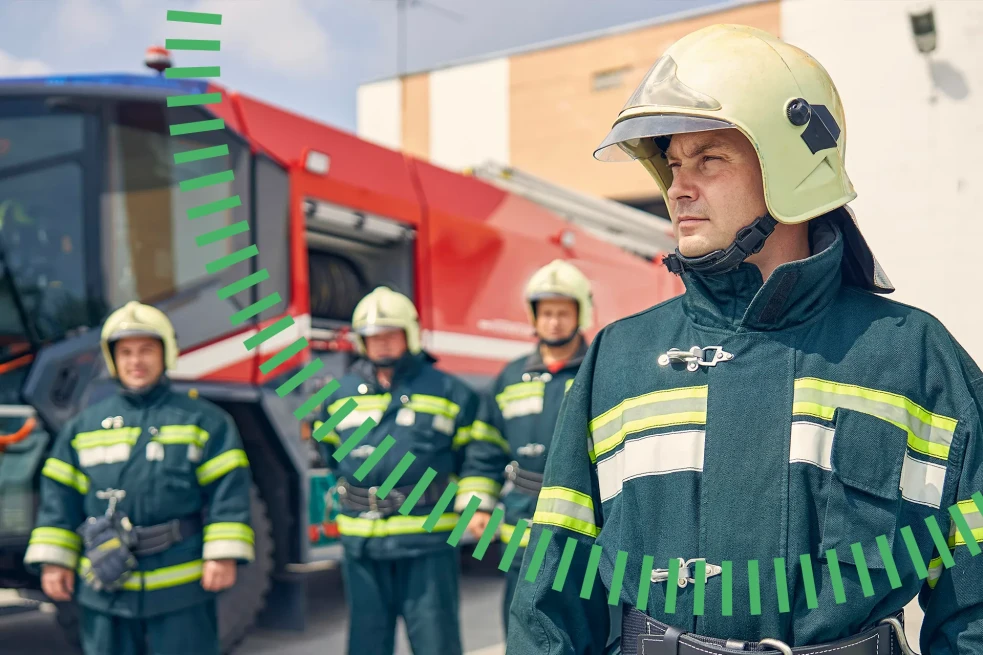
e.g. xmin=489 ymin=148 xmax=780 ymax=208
xmin=680 ymin=218 xmax=845 ymax=332
xmin=117 ymin=375 xmax=172 ymax=408
xmin=353 ymin=351 xmax=435 ymax=392
xmin=523 ymin=336 xmax=588 ymax=373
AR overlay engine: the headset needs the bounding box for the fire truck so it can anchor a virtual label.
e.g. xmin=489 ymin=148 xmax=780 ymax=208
xmin=0 ymin=62 xmax=683 ymax=651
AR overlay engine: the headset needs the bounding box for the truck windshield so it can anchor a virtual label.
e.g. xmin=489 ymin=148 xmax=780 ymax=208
xmin=0 ymin=100 xmax=93 ymax=404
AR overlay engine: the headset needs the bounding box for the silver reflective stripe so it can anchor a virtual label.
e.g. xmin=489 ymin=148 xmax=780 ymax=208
xmin=203 ymin=540 xmax=255 ymax=561
xmin=77 ymin=443 xmax=132 ymax=468
xmin=789 ymin=421 xmax=833 ymax=470
xmin=24 ymin=543 xmax=79 ymax=569
xmin=337 ymin=409 xmax=383 ymax=431
xmin=900 ymin=455 xmax=946 ymax=509
xmin=502 ymin=395 xmax=544 ymax=419
xmin=597 ymin=430 xmax=705 ymax=503
xmin=536 ymin=494 xmax=596 ymax=528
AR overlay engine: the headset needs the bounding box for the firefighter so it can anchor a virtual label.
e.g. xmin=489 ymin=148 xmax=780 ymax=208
xmin=315 ymin=286 xmax=507 ymax=655
xmin=490 ymin=259 xmax=593 ymax=634
xmin=507 ymin=24 xmax=983 ymax=655
xmin=24 ymin=301 xmax=254 ymax=655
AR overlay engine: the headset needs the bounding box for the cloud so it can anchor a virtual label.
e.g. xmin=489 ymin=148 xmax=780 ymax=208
xmin=164 ymin=0 xmax=334 ymax=78
xmin=0 ymin=49 xmax=52 ymax=77
xmin=52 ymin=0 xmax=118 ymax=47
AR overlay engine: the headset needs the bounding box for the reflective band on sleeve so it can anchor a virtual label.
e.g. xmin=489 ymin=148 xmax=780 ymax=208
xmin=25 ymin=527 xmax=83 ymax=568
xmin=532 ymin=486 xmax=599 ymax=538
xmin=203 ymin=522 xmax=255 ymax=544
xmin=947 ymin=499 xmax=983 ymax=548
xmin=29 ymin=526 xmax=82 ymax=551
xmin=312 ymin=421 xmax=342 ymax=446
xmin=597 ymin=429 xmax=705 ymax=503
xmin=407 ymin=395 xmax=460 ymax=419
xmin=792 ymin=378 xmax=957 ymax=461
xmin=470 ymin=421 xmax=510 ymax=453
xmin=196 ymin=449 xmax=249 ymax=486
xmin=154 ymin=425 xmax=210 ymax=446
xmin=41 ymin=458 xmax=90 ymax=495
xmin=588 ymin=386 xmax=708 ymax=463
xmin=336 ymin=512 xmax=459 ymax=537
xmin=500 ymin=522 xmax=531 ymax=547
xmin=927 ymin=555 xmax=943 ymax=589
xmin=457 ymin=476 xmax=502 ymax=498
xmin=452 ymin=426 xmax=471 ymax=451
xmin=203 ymin=540 xmax=255 ymax=561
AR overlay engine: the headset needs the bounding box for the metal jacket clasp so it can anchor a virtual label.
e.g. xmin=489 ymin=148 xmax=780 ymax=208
xmin=659 ymin=346 xmax=733 ymax=372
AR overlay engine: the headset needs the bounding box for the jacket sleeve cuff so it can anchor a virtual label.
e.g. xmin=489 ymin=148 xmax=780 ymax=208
xmin=24 ymin=543 xmax=80 ymax=570
xmin=203 ymin=523 xmax=255 ymax=562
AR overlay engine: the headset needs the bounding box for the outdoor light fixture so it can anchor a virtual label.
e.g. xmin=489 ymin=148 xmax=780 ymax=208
xmin=909 ymin=3 xmax=937 ymax=55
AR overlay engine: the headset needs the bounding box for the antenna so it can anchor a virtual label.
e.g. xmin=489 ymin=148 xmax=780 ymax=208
xmin=375 ymin=0 xmax=465 ymax=77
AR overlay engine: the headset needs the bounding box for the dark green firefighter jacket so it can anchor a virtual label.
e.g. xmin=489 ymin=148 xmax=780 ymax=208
xmin=315 ymin=351 xmax=509 ymax=560
xmin=490 ymin=339 xmax=587 ymax=549
xmin=24 ymin=377 xmax=254 ymax=618
xmin=506 ymin=219 xmax=983 ymax=655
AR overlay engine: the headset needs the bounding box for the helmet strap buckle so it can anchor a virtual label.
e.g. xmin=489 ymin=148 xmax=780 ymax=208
xmin=663 ymin=213 xmax=778 ymax=276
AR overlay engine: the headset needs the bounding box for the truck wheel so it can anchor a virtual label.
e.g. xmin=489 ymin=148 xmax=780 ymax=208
xmin=218 ymin=484 xmax=274 ymax=653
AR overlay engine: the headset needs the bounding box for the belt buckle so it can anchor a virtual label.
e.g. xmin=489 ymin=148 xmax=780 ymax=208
xmin=758 ymin=638 xmax=793 ymax=655
xmin=878 ymin=616 xmax=917 ymax=655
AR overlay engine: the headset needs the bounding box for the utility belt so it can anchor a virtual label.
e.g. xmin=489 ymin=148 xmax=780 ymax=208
xmin=505 ymin=461 xmax=543 ymax=496
xmin=336 ymin=476 xmax=449 ymax=518
xmin=77 ymin=489 xmax=201 ymax=592
xmin=621 ymin=606 xmax=913 ymax=655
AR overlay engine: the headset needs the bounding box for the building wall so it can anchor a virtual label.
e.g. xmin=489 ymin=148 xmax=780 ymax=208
xmin=356 ymin=78 xmax=402 ymax=150
xmin=782 ymin=0 xmax=983 ymax=361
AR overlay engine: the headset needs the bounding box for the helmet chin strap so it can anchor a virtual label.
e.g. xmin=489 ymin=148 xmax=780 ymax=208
xmin=539 ymin=330 xmax=579 ymax=349
xmin=663 ymin=213 xmax=778 ymax=276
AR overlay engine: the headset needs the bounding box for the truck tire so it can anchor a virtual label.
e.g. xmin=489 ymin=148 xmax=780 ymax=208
xmin=52 ymin=485 xmax=275 ymax=654
xmin=218 ymin=484 xmax=274 ymax=653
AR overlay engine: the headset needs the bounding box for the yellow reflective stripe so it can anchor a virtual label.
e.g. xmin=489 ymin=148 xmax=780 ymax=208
xmin=532 ymin=486 xmax=599 ymax=538
xmin=155 ymin=425 xmax=210 ymax=446
xmin=328 ymin=394 xmax=390 ymax=414
xmin=336 ymin=512 xmax=459 ymax=537
xmin=928 ymin=555 xmax=944 ymax=589
xmin=407 ymin=394 xmax=460 ymax=418
xmin=204 ymin=522 xmax=255 ymax=544
xmin=196 ymin=449 xmax=249 ymax=485
xmin=453 ymin=427 xmax=471 ymax=450
xmin=41 ymin=458 xmax=90 ymax=494
xmin=947 ymin=498 xmax=983 ymax=547
xmin=500 ymin=522 xmax=530 ymax=547
xmin=565 ymin=379 xmax=574 ymax=393
xmin=470 ymin=421 xmax=509 ymax=453
xmin=457 ymin=476 xmax=502 ymax=497
xmin=496 ymin=382 xmax=545 ymax=407
xmin=77 ymin=558 xmax=204 ymax=591
xmin=29 ymin=527 xmax=82 ymax=551
xmin=72 ymin=427 xmax=141 ymax=450
xmin=792 ymin=378 xmax=957 ymax=461
xmin=588 ymin=386 xmax=709 ymax=463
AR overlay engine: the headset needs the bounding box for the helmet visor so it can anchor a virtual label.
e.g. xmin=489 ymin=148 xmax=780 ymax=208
xmin=108 ymin=328 xmax=162 ymax=343
xmin=594 ymin=114 xmax=735 ymax=162
xmin=356 ymin=324 xmax=404 ymax=338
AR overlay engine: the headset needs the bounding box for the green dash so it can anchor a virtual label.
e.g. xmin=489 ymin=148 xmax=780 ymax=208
xmin=332 ymin=418 xmax=376 ymax=462
xmin=800 ymin=554 xmax=818 ymax=610
xmin=170 ymin=118 xmax=224 ymax=136
xmin=399 ymin=468 xmax=438 ymax=516
xmin=175 ymin=144 xmax=228 ymax=163
xmin=826 ymin=550 xmax=846 ymax=604
xmin=165 ymin=66 xmax=220 ymax=80
xmin=876 ymin=535 xmax=902 ymax=589
xmin=179 ymin=169 xmax=234 ymax=192
xmin=197 ymin=220 xmax=249 ymax=247
xmin=219 ymin=269 xmax=270 ymax=300
xmin=448 ymin=495 xmax=481 ymax=547
xmin=167 ymin=10 xmax=222 ymax=24
xmin=748 ymin=560 xmax=761 ymax=615
xmin=693 ymin=560 xmax=705 ymax=616
xmin=188 ymin=195 xmax=241 ymax=220
xmin=422 ymin=482 xmax=458 ymax=532
xmin=498 ymin=519 xmax=528 ymax=572
xmin=167 ymin=92 xmax=222 ymax=108
xmin=900 ymin=526 xmax=928 ymax=579
xmin=926 ymin=516 xmax=956 ymax=568
xmin=207 ymin=244 xmax=257 ymax=275
xmin=580 ymin=545 xmax=603 ymax=600
xmin=636 ymin=555 xmax=654 ymax=611
xmin=664 ymin=558 xmax=679 ymax=614
xmin=472 ymin=507 xmax=503 ymax=561
xmin=774 ymin=558 xmax=789 ymax=613
xmin=553 ymin=538 xmax=578 ymax=592
xmin=525 ymin=529 xmax=553 ymax=584
xmin=230 ymin=292 xmax=282 ymax=325
xmin=276 ymin=358 xmax=322 ymax=397
xmin=851 ymin=542 xmax=874 ymax=597
xmin=165 ymin=38 xmax=221 ymax=51
xmin=973 ymin=491 xmax=983 ymax=516
xmin=245 ymin=315 xmax=294 ymax=351
xmin=950 ymin=503 xmax=982 ymax=557
xmin=608 ymin=550 xmax=628 ymax=606
xmin=295 ymin=377 xmax=338 ymax=420
xmin=721 ymin=561 xmax=732 ymax=616
xmin=353 ymin=434 xmax=395 ymax=481
xmin=377 ymin=453 xmax=416 ymax=499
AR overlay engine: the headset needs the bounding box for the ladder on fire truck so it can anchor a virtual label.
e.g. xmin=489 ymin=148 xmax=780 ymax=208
xmin=465 ymin=161 xmax=677 ymax=260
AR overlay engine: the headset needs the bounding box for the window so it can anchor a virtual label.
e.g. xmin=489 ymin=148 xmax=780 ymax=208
xmin=254 ymin=155 xmax=291 ymax=323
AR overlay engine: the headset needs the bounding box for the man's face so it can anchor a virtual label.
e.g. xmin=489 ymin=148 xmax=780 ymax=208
xmin=534 ymin=298 xmax=579 ymax=343
xmin=114 ymin=337 xmax=165 ymax=390
xmin=363 ymin=329 xmax=408 ymax=362
xmin=664 ymin=128 xmax=768 ymax=258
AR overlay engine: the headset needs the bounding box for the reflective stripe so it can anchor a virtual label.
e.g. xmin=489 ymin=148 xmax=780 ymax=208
xmin=335 ymin=512 xmax=459 ymax=537
xmin=329 ymin=394 xmax=390 ymax=431
xmin=203 ymin=522 xmax=255 ymax=545
xmin=29 ymin=527 xmax=82 ymax=551
xmin=597 ymin=429 xmax=705 ymax=503
xmin=948 ymin=499 xmax=983 ymax=548
xmin=457 ymin=476 xmax=501 ymax=497
xmin=588 ymin=386 xmax=708 ymax=463
xmin=196 ymin=449 xmax=249 ymax=485
xmin=532 ymin=486 xmax=599 ymax=538
xmin=77 ymin=558 xmax=204 ymax=591
xmin=72 ymin=427 xmax=141 ymax=450
xmin=452 ymin=427 xmax=471 ymax=450
xmin=407 ymin=394 xmax=460 ymax=418
xmin=500 ymin=522 xmax=530 ymax=548
xmin=41 ymin=458 xmax=90 ymax=494
xmin=792 ymin=378 xmax=957 ymax=461
xmin=203 ymin=540 xmax=255 ymax=561
xmin=501 ymin=395 xmax=544 ymax=419
xmin=77 ymin=442 xmax=132 ymax=468
xmin=470 ymin=421 xmax=509 ymax=453
xmin=927 ymin=555 xmax=943 ymax=589
xmin=789 ymin=420 xmax=946 ymax=509
xmin=24 ymin=543 xmax=79 ymax=569
xmin=496 ymin=382 xmax=545 ymax=406
xmin=312 ymin=421 xmax=342 ymax=446
xmin=564 ymin=379 xmax=574 ymax=394
xmin=154 ymin=425 xmax=210 ymax=446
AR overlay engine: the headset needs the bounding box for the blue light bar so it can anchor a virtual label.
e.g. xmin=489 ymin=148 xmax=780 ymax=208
xmin=0 ymin=73 xmax=208 ymax=94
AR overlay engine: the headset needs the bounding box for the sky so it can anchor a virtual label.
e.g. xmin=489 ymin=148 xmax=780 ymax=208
xmin=0 ymin=0 xmax=729 ymax=134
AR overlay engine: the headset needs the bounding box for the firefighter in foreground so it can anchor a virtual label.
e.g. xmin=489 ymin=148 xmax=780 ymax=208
xmin=490 ymin=259 xmax=592 ymax=633
xmin=507 ymin=24 xmax=983 ymax=655
xmin=316 ymin=287 xmax=507 ymax=655
xmin=24 ymin=301 xmax=254 ymax=655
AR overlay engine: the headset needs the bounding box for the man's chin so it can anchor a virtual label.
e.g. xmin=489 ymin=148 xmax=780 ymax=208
xmin=677 ymin=236 xmax=718 ymax=259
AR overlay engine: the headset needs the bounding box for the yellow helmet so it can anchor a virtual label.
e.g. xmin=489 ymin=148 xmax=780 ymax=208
xmin=351 ymin=287 xmax=421 ymax=355
xmin=524 ymin=260 xmax=593 ymax=332
xmin=100 ymin=301 xmax=178 ymax=378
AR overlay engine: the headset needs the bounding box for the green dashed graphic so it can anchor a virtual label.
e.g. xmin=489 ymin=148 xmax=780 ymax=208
xmin=165 ymin=6 xmax=983 ymax=624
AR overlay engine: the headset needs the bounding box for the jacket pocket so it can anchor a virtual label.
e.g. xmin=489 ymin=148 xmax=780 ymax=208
xmin=819 ymin=408 xmax=907 ymax=567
